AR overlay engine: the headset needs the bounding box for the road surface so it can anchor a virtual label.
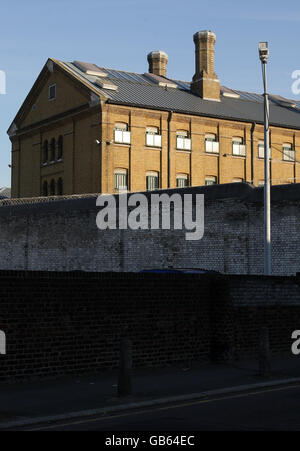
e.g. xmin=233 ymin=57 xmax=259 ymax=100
xmin=21 ymin=383 xmax=300 ymax=431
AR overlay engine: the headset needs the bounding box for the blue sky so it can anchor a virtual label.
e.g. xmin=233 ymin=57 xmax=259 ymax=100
xmin=1 ymin=0 xmax=300 ymax=187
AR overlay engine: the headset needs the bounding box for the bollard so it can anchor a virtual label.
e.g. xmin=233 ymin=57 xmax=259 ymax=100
xmin=258 ymin=326 xmax=271 ymax=377
xmin=118 ymin=338 xmax=133 ymax=396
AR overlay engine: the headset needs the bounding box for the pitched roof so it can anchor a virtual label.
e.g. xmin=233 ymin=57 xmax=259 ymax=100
xmin=0 ymin=187 xmax=11 ymax=199
xmin=59 ymin=60 xmax=300 ymax=130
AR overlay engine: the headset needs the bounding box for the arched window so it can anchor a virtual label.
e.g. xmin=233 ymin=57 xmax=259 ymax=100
xmin=114 ymin=169 xmax=128 ymax=192
xmin=146 ymin=171 xmax=159 ymax=191
xmin=57 ymin=136 xmax=63 ymax=160
xmin=205 ymin=176 xmax=217 ymax=186
xmin=176 ymin=174 xmax=189 ymax=188
xmin=43 ymin=140 xmax=48 ymax=164
xmin=205 ymin=133 xmax=219 ymax=154
xmin=114 ymin=123 xmax=131 ymax=144
xmin=283 ymin=143 xmax=295 ymax=162
xmin=50 ymin=138 xmax=56 ymax=162
xmin=205 ymin=133 xmax=217 ymax=142
xmin=42 ymin=181 xmax=48 ymax=197
xmin=232 ymin=177 xmax=244 ymax=183
xmin=176 ymin=130 xmax=191 ymax=150
xmin=146 ymin=126 xmax=162 ymax=147
xmin=50 ymin=179 xmax=56 ymax=196
xmin=258 ymin=141 xmax=272 ymax=159
xmin=57 ymin=178 xmax=63 ymax=196
xmin=232 ymin=137 xmax=246 ymax=157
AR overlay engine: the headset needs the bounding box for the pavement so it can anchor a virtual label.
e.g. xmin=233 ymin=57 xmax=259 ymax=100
xmin=1 ymin=356 xmax=300 ymax=429
xmin=29 ymin=383 xmax=300 ymax=431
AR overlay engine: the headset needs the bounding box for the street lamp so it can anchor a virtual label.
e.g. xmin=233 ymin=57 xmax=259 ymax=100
xmin=258 ymin=42 xmax=272 ymax=377
xmin=259 ymin=42 xmax=271 ymax=276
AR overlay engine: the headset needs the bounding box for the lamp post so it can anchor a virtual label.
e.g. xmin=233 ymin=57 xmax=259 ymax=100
xmin=258 ymin=42 xmax=271 ymax=377
xmin=259 ymin=42 xmax=271 ymax=276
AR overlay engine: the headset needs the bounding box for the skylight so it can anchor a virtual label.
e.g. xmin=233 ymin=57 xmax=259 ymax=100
xmin=95 ymin=78 xmax=118 ymax=91
xmin=73 ymin=61 xmax=107 ymax=77
xmin=143 ymin=73 xmax=177 ymax=89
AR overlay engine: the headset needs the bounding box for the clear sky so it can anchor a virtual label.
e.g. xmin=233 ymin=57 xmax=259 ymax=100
xmin=1 ymin=0 xmax=300 ymax=187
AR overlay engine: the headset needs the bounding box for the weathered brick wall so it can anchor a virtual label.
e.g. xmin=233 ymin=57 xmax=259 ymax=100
xmin=0 ymin=271 xmax=299 ymax=383
xmin=0 ymin=271 xmax=212 ymax=382
xmin=229 ymin=276 xmax=300 ymax=359
xmin=0 ymin=183 xmax=299 ymax=276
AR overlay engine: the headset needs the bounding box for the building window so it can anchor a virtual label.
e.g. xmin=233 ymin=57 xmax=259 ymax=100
xmin=146 ymin=127 xmax=162 ymax=148
xmin=146 ymin=171 xmax=159 ymax=191
xmin=48 ymin=84 xmax=56 ymax=101
xmin=50 ymin=138 xmax=56 ymax=162
xmin=176 ymin=174 xmax=189 ymax=188
xmin=283 ymin=143 xmax=295 ymax=162
xmin=176 ymin=131 xmax=191 ymax=151
xmin=42 ymin=181 xmax=48 ymax=197
xmin=232 ymin=137 xmax=246 ymax=157
xmin=57 ymin=178 xmax=63 ymax=196
xmin=114 ymin=123 xmax=131 ymax=144
xmin=258 ymin=141 xmax=272 ymax=159
xmin=205 ymin=176 xmax=217 ymax=186
xmin=205 ymin=134 xmax=219 ymax=154
xmin=42 ymin=140 xmax=48 ymax=164
xmin=57 ymin=135 xmax=63 ymax=160
xmin=233 ymin=177 xmax=244 ymax=183
xmin=114 ymin=169 xmax=128 ymax=191
xmin=50 ymin=179 xmax=56 ymax=196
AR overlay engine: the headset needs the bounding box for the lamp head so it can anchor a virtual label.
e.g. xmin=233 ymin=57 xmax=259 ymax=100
xmin=259 ymin=42 xmax=269 ymax=63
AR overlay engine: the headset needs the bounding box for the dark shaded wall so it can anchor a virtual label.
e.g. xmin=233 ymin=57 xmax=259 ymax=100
xmin=0 ymin=271 xmax=299 ymax=383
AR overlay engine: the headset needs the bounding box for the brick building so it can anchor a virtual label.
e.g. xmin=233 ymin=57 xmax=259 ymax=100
xmin=8 ymin=30 xmax=300 ymax=198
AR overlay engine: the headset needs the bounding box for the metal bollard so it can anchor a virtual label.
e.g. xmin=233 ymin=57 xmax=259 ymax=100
xmin=258 ymin=326 xmax=271 ymax=377
xmin=118 ymin=338 xmax=133 ymax=396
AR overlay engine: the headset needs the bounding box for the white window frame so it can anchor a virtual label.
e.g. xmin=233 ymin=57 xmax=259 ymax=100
xmin=176 ymin=131 xmax=191 ymax=151
xmin=114 ymin=123 xmax=131 ymax=144
xmin=50 ymin=138 xmax=56 ymax=163
xmin=232 ymin=178 xmax=244 ymax=183
xmin=232 ymin=138 xmax=246 ymax=157
xmin=114 ymin=169 xmax=128 ymax=191
xmin=146 ymin=127 xmax=162 ymax=148
xmin=205 ymin=176 xmax=217 ymax=186
xmin=205 ymin=134 xmax=219 ymax=154
xmin=146 ymin=171 xmax=159 ymax=191
xmin=176 ymin=174 xmax=189 ymax=188
xmin=48 ymin=84 xmax=56 ymax=101
xmin=258 ymin=141 xmax=272 ymax=159
xmin=282 ymin=143 xmax=295 ymax=162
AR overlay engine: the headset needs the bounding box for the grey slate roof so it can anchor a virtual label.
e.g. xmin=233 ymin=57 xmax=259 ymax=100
xmin=62 ymin=61 xmax=300 ymax=130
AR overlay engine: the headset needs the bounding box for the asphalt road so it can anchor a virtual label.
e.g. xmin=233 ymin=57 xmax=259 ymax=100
xmin=22 ymin=383 xmax=300 ymax=431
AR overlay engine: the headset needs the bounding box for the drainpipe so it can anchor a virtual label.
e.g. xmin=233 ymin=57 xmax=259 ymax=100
xmin=167 ymin=111 xmax=173 ymax=188
xmin=251 ymin=122 xmax=256 ymax=185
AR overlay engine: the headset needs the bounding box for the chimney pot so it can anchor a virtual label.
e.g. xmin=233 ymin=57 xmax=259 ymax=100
xmin=147 ymin=50 xmax=168 ymax=77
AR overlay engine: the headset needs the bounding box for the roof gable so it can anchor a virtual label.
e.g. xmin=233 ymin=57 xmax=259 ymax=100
xmin=7 ymin=59 xmax=108 ymax=137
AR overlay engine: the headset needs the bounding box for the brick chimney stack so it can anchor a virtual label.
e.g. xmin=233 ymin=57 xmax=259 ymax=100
xmin=191 ymin=30 xmax=220 ymax=101
xmin=147 ymin=51 xmax=168 ymax=77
